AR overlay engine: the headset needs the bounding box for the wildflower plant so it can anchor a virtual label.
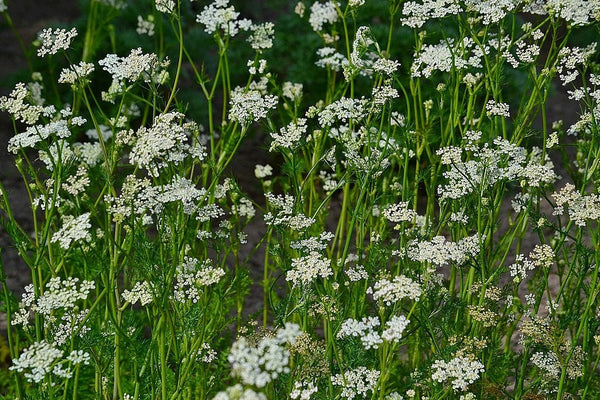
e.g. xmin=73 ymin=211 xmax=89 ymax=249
xmin=1 ymin=0 xmax=600 ymax=399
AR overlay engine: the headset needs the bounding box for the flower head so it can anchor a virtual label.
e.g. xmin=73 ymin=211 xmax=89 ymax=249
xmin=37 ymin=27 xmax=78 ymax=57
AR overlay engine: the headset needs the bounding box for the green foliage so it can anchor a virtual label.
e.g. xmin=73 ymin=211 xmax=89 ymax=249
xmin=2 ymin=0 xmax=600 ymax=399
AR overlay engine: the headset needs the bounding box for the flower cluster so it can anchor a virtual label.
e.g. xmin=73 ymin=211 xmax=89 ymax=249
xmin=0 ymin=81 xmax=56 ymax=126
xmin=315 ymin=47 xmax=348 ymax=71
xmin=173 ymin=257 xmax=226 ymax=303
xmin=552 ymin=183 xmax=600 ymax=226
xmin=407 ymin=234 xmax=481 ymax=267
xmin=437 ymin=137 xmax=528 ymax=200
xmin=229 ymin=86 xmax=278 ymax=127
xmin=248 ymin=22 xmax=275 ymax=51
xmin=196 ymin=0 xmax=251 ymax=37
xmin=263 ymin=192 xmax=315 ymax=230
xmin=308 ymin=1 xmax=339 ymax=32
xmin=331 ymin=367 xmax=380 ymax=399
xmin=58 ymin=61 xmax=95 ymax=85
xmin=213 ymin=384 xmax=266 ymax=400
xmin=269 ymin=118 xmax=307 ymax=151
xmin=431 ymin=355 xmax=485 ymax=391
xmin=36 ymin=27 xmax=78 ymax=57
xmin=368 ymin=275 xmax=422 ymax=305
xmin=10 ymin=341 xmax=90 ymax=383
xmin=136 ymin=15 xmax=155 ymax=36
xmin=51 ymin=212 xmax=92 ymax=249
xmin=401 ymin=0 xmax=461 ymax=28
xmin=228 ymin=323 xmax=302 ymax=387
xmin=290 ymin=380 xmax=318 ymax=400
xmin=411 ymin=38 xmax=482 ymax=78
xmin=122 ymin=281 xmax=154 ymax=306
xmin=382 ymin=201 xmax=417 ymax=223
xmin=127 ymin=112 xmax=188 ymax=176
xmin=99 ymin=47 xmax=169 ymax=99
xmin=485 ymin=100 xmax=510 ymax=118
xmin=12 ymin=278 xmax=94 ymax=349
xmin=337 ymin=315 xmax=409 ymax=350
xmin=286 ymin=252 xmax=333 ymax=286
xmin=317 ymin=97 xmax=368 ymax=127
xmin=530 ymin=351 xmax=561 ymax=380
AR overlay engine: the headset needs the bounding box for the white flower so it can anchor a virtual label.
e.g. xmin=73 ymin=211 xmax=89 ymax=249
xmin=411 ymin=37 xmax=481 ymax=78
xmin=36 ymin=27 xmax=78 ymax=57
xmin=318 ymin=97 xmax=368 ymax=127
xmin=370 ymin=275 xmax=422 ymax=305
xmin=0 ymin=82 xmax=55 ymax=126
xmin=463 ymin=0 xmax=517 ymax=25
xmin=382 ymin=315 xmax=410 ymax=342
xmin=232 ymin=198 xmax=256 ymax=219
xmin=58 ymin=61 xmax=95 ymax=85
xmin=173 ymin=257 xmax=225 ymax=303
xmin=254 ymin=164 xmax=273 ymax=179
xmin=128 ymin=112 xmax=188 ymax=176
xmin=9 ymin=341 xmax=63 ymax=383
xmin=372 ymin=85 xmax=399 ymax=105
xmin=290 ymin=380 xmax=318 ymax=400
xmin=407 ymin=235 xmax=481 ymax=267
xmin=263 ymin=192 xmax=315 ymax=230
xmin=337 ymin=316 xmax=383 ymax=349
xmin=315 ymin=47 xmax=349 ymax=71
xmin=295 ymin=2 xmax=306 ymax=17
xmin=309 ymin=1 xmax=339 ymax=32
xmin=36 ymin=277 xmax=95 ymax=316
xmin=346 ymin=26 xmax=379 ymax=78
xmin=61 ymin=164 xmax=90 ymax=196
xmin=66 ymin=350 xmax=90 ymax=365
xmin=431 ymin=356 xmax=485 ymax=391
xmin=401 ymin=0 xmax=462 ymax=28
xmin=290 ymin=231 xmax=334 ymax=253
xmin=51 ymin=212 xmax=92 ymax=249
xmin=485 ymin=100 xmax=510 ymax=118
xmin=530 ymin=351 xmax=561 ymax=380
xmin=552 ymin=183 xmax=600 ymax=226
xmin=248 ymin=22 xmax=275 ymax=51
xmin=248 ymin=58 xmax=267 ymax=75
xmin=286 ymin=251 xmax=333 ymax=286
xmin=99 ymin=47 xmax=167 ymax=84
xmin=382 ymin=201 xmax=417 ymax=223
xmin=122 ymin=281 xmax=154 ymax=306
xmin=519 ymin=158 xmax=558 ymax=188
xmin=229 ymin=86 xmax=278 ymax=127
xmin=213 ymin=384 xmax=266 ymax=400
xmin=541 ymin=0 xmax=600 ymax=26
xmin=270 ymin=118 xmax=307 ymax=151
xmin=373 ymin=58 xmax=401 ymax=75
xmin=228 ymin=323 xmax=302 ymax=388
xmin=155 ymin=0 xmax=175 ymax=13
xmin=437 ymin=138 xmax=527 ymax=200
xmin=196 ymin=0 xmax=251 ymax=37
xmin=282 ymin=82 xmax=303 ymax=101
xmin=331 ymin=367 xmax=380 ymax=399
xmin=437 ymin=146 xmax=463 ymax=165
xmin=136 ymin=15 xmax=155 ymax=36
